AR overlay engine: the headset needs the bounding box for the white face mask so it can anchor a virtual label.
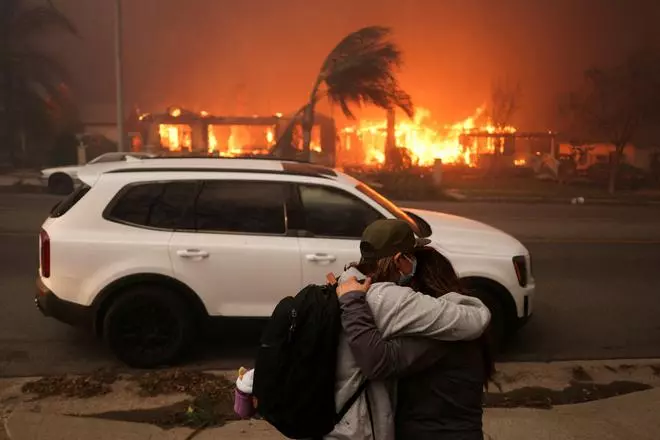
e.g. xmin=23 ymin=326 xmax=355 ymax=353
xmin=397 ymin=255 xmax=417 ymax=286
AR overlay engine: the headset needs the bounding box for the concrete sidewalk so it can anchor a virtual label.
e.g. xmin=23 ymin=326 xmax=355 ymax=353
xmin=4 ymin=388 xmax=660 ymax=440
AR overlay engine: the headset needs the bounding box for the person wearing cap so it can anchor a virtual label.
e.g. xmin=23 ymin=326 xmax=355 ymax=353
xmin=324 ymin=219 xmax=491 ymax=440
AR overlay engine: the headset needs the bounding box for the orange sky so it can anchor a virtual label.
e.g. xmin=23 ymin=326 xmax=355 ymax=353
xmin=51 ymin=0 xmax=660 ymax=130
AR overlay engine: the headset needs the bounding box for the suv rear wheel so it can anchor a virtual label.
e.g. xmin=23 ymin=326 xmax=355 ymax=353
xmin=102 ymin=285 xmax=195 ymax=368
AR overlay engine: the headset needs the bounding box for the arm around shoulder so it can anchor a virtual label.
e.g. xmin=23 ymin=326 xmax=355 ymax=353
xmin=384 ymin=285 xmax=491 ymax=341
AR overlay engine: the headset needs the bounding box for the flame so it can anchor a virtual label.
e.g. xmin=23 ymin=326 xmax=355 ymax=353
xmin=341 ymin=107 xmax=516 ymax=167
xmin=208 ymin=127 xmax=218 ymax=153
xmin=152 ymin=107 xmax=324 ymax=157
xmin=159 ymin=124 xmax=191 ymax=151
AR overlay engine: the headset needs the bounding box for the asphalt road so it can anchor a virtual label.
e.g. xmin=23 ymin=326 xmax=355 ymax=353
xmin=1 ymin=193 xmax=659 ymax=376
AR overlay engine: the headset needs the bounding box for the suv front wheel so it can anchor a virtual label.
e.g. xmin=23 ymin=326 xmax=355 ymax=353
xmin=102 ymin=285 xmax=195 ymax=368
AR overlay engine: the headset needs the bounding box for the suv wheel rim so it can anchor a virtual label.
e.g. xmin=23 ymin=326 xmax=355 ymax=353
xmin=113 ymin=303 xmax=180 ymax=357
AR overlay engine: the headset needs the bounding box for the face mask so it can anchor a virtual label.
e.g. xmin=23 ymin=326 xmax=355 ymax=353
xmin=397 ymin=256 xmax=417 ymax=286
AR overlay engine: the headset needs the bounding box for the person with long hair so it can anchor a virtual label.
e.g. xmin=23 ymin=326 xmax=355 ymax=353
xmin=337 ymin=246 xmax=495 ymax=440
xmin=326 ymin=219 xmax=490 ymax=440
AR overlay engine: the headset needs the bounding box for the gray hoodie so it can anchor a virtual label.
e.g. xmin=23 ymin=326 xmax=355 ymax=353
xmin=326 ymin=267 xmax=491 ymax=440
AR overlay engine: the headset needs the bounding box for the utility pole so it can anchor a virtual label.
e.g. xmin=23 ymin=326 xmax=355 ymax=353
xmin=114 ymin=0 xmax=126 ymax=152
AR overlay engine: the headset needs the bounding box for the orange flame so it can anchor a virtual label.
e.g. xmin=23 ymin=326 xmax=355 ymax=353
xmin=159 ymin=124 xmax=192 ymax=151
xmin=208 ymin=127 xmax=218 ymax=153
xmin=341 ymin=107 xmax=516 ymax=167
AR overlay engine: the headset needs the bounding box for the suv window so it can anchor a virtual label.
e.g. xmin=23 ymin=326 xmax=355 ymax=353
xmin=106 ymin=181 xmax=197 ymax=229
xmin=50 ymin=185 xmax=91 ymax=218
xmin=193 ymin=181 xmax=286 ymax=234
xmin=298 ymin=185 xmax=383 ymax=238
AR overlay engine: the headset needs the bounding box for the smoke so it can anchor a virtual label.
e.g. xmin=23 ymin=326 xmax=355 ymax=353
xmin=52 ymin=0 xmax=660 ymax=130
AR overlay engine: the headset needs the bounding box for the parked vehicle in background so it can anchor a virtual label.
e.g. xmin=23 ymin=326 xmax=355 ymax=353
xmin=36 ymin=157 xmax=535 ymax=368
xmin=40 ymin=152 xmax=159 ymax=195
xmin=586 ymin=162 xmax=648 ymax=190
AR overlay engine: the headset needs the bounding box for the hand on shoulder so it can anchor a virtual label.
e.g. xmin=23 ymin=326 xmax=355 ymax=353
xmin=334 ymin=276 xmax=372 ymax=297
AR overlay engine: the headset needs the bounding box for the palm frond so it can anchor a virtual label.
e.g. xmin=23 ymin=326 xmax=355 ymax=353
xmin=11 ymin=3 xmax=79 ymax=40
xmin=12 ymin=49 xmax=70 ymax=83
xmin=320 ymin=26 xmax=395 ymax=75
xmin=318 ymin=26 xmax=414 ymax=119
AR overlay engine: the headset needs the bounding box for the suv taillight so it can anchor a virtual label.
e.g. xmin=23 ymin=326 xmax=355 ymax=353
xmin=512 ymin=255 xmax=527 ymax=287
xmin=40 ymin=229 xmax=50 ymax=278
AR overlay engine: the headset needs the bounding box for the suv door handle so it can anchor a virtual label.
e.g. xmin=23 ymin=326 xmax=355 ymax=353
xmin=177 ymin=249 xmax=209 ymax=259
xmin=306 ymin=253 xmax=337 ymax=263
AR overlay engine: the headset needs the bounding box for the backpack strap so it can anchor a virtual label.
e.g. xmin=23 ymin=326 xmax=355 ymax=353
xmin=336 ymin=380 xmax=369 ymax=423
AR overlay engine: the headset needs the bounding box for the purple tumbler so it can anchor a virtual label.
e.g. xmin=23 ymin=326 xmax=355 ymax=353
xmin=234 ymin=388 xmax=256 ymax=419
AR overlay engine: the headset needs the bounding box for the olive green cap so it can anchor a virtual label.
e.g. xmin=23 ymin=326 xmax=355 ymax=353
xmin=360 ymin=219 xmax=431 ymax=261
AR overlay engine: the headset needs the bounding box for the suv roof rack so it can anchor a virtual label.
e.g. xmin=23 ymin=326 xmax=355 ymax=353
xmin=153 ymin=155 xmax=315 ymax=164
xmin=105 ymin=161 xmax=337 ymax=179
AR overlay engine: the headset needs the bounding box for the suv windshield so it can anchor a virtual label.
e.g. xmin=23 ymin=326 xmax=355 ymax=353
xmin=355 ymin=182 xmax=427 ymax=237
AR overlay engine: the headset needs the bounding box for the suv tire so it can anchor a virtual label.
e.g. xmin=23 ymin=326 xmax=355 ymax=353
xmin=48 ymin=173 xmax=74 ymax=195
xmin=102 ymin=285 xmax=195 ymax=368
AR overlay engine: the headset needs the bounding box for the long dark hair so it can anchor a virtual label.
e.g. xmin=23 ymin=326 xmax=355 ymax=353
xmin=409 ymin=247 xmax=496 ymax=386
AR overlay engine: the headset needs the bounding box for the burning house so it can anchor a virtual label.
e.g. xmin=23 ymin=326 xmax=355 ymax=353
xmin=129 ymin=107 xmax=337 ymax=166
xmin=125 ymin=105 xmax=556 ymax=173
xmin=338 ymin=106 xmax=556 ymax=171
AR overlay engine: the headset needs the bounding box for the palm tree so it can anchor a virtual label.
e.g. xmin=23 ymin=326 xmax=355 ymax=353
xmin=296 ymin=26 xmax=414 ymax=162
xmin=0 ymin=0 xmax=78 ymax=166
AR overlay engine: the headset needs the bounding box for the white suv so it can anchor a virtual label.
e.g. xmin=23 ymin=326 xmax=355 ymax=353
xmin=36 ymin=158 xmax=535 ymax=367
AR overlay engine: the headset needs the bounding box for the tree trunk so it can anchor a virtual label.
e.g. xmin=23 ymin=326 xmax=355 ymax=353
xmin=607 ymin=144 xmax=624 ymax=195
xmin=301 ymin=78 xmax=323 ymax=163
xmin=301 ymin=103 xmax=314 ymax=162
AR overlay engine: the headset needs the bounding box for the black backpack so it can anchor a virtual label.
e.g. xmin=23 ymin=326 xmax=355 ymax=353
xmin=253 ymin=283 xmax=370 ymax=439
